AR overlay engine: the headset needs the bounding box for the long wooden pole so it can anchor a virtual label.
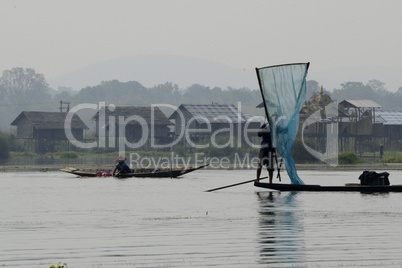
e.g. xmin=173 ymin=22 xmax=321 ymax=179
xmin=205 ymin=176 xmax=268 ymax=192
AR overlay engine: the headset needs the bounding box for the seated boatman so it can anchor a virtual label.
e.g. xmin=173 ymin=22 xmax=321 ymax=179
xmin=256 ymin=122 xmax=278 ymax=184
xmin=113 ymin=156 xmax=131 ymax=176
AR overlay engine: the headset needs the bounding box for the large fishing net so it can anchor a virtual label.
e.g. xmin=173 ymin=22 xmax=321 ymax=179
xmin=256 ymin=63 xmax=310 ymax=185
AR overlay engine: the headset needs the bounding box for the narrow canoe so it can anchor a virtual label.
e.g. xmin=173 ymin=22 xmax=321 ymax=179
xmin=61 ymin=164 xmax=208 ymax=178
xmin=254 ymin=182 xmax=402 ymax=192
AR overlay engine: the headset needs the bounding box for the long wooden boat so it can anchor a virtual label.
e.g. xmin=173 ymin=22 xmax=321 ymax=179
xmin=61 ymin=164 xmax=208 ymax=178
xmin=254 ymin=181 xmax=402 ymax=192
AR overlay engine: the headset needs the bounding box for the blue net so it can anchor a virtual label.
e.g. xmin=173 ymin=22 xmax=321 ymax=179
xmin=256 ymin=63 xmax=309 ymax=185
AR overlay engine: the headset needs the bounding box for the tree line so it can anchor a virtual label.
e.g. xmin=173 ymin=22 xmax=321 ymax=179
xmin=1 ymin=67 xmax=402 ymax=131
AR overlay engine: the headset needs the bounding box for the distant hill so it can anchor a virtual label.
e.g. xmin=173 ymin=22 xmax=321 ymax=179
xmin=48 ymin=55 xmax=259 ymax=91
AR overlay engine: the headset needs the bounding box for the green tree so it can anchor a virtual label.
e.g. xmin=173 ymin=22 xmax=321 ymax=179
xmin=0 ymin=68 xmax=52 ymax=130
xmin=0 ymin=132 xmax=11 ymax=159
xmin=306 ymin=80 xmax=320 ymax=99
xmin=329 ymin=80 xmax=402 ymax=110
xmin=73 ymin=80 xmax=148 ymax=105
xmin=149 ymin=82 xmax=181 ymax=103
xmin=367 ymin=79 xmax=387 ymax=92
xmin=183 ymin=84 xmax=212 ymax=103
xmin=331 ymin=81 xmax=377 ymax=103
xmin=0 ymin=67 xmax=50 ymax=105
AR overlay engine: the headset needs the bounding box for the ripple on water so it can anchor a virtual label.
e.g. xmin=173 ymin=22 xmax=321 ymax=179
xmin=2 ymin=170 xmax=402 ymax=267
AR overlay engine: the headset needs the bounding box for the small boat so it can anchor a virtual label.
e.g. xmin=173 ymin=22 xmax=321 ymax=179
xmin=254 ymin=181 xmax=402 ymax=192
xmin=61 ymin=164 xmax=208 ymax=178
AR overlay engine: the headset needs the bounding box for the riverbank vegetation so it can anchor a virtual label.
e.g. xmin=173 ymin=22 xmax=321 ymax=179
xmin=379 ymin=153 xmax=402 ymax=164
xmin=338 ymin=152 xmax=366 ymax=165
xmin=0 ymin=132 xmax=15 ymax=159
xmin=4 ymin=141 xmax=402 ymax=165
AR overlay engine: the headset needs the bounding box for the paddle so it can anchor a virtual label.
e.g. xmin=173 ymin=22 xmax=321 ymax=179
xmin=113 ymin=166 xmax=123 ymax=177
xmin=205 ymin=176 xmax=268 ymax=192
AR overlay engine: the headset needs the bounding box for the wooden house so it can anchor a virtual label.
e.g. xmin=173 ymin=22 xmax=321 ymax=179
xmin=373 ymin=110 xmax=402 ymax=140
xmin=10 ymin=111 xmax=88 ymax=153
xmin=169 ymin=104 xmax=263 ymax=146
xmin=338 ymin=99 xmax=382 ymax=136
xmin=93 ymin=106 xmax=173 ymax=149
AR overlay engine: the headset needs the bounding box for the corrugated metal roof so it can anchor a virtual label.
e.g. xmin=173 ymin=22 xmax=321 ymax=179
xmin=374 ymin=110 xmax=402 ymax=125
xmin=373 ymin=115 xmax=386 ymax=124
xmin=339 ymin=99 xmax=382 ymax=108
xmin=243 ymin=114 xmax=265 ymax=123
xmin=172 ymin=104 xmax=247 ymax=123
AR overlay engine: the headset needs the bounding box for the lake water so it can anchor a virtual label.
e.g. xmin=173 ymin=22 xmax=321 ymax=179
xmin=1 ymin=169 xmax=402 ymax=267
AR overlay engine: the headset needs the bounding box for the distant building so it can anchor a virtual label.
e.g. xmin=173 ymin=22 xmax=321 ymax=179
xmin=93 ymin=106 xmax=173 ymax=150
xmin=169 ymin=104 xmax=263 ymax=147
xmin=258 ymin=90 xmax=402 ymax=155
xmin=337 ymin=99 xmax=382 ymax=136
xmin=373 ymin=110 xmax=402 ymax=140
xmin=11 ymin=111 xmax=88 ymax=153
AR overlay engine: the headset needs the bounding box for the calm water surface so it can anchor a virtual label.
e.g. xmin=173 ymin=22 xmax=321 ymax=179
xmin=1 ymin=169 xmax=402 ymax=267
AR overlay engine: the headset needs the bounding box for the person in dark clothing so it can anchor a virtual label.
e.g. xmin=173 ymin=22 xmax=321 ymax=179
xmin=380 ymin=144 xmax=384 ymax=159
xmin=113 ymin=156 xmax=131 ymax=176
xmin=256 ymin=123 xmax=278 ymax=183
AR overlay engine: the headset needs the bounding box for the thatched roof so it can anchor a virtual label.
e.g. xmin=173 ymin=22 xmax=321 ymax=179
xmin=11 ymin=111 xmax=88 ymax=130
xmin=93 ymin=106 xmax=172 ymax=125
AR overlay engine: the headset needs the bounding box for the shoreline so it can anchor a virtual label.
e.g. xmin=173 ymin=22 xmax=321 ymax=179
xmin=1 ymin=163 xmax=401 ymax=173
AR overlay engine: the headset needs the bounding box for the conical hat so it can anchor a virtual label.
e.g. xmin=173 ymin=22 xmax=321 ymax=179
xmin=115 ymin=156 xmax=126 ymax=162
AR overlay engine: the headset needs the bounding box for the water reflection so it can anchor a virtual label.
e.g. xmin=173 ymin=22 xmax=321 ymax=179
xmin=256 ymin=191 xmax=305 ymax=265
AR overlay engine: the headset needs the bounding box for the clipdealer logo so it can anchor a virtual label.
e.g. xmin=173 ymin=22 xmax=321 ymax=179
xmin=64 ymin=101 xmax=338 ymax=167
xmin=64 ymin=102 xmax=264 ymax=150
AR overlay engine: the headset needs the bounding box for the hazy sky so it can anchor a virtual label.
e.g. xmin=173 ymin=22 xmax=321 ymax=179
xmin=1 ymin=0 xmax=401 ymax=91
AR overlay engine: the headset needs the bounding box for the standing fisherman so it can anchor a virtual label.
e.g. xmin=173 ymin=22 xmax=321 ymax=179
xmin=256 ymin=123 xmax=279 ymax=183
